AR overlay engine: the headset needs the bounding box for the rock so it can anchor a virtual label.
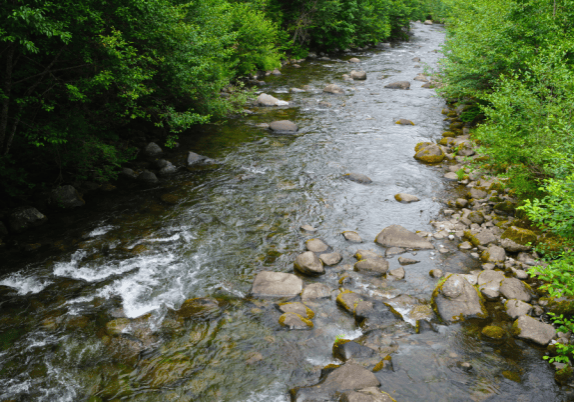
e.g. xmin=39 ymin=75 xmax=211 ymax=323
xmin=144 ymin=142 xmax=162 ymax=156
xmin=412 ymin=57 xmax=421 ymax=62
xmin=430 ymin=269 xmax=443 ymax=278
xmin=333 ymin=341 xmax=376 ymax=361
xmin=468 ymin=211 xmax=484 ymax=224
xmin=501 ymin=238 xmax=531 ymax=252
xmin=513 ymin=315 xmax=556 ymax=346
xmin=413 ymin=73 xmax=429 ymax=82
xmin=343 ymin=173 xmax=372 ymax=184
xmin=245 ymin=352 xmax=264 ymax=365
xmin=343 ymin=231 xmax=362 ymax=242
xmin=501 ymin=226 xmax=537 ymax=246
xmin=302 ymin=283 xmax=332 ymax=301
xmin=384 ymin=81 xmax=410 ymax=90
xmin=250 ymin=271 xmax=303 ymax=298
xmin=355 ymin=249 xmax=384 ymax=260
xmin=187 ymin=151 xmax=207 ymax=166
xmin=505 ymin=299 xmax=532 ymax=319
xmin=385 ymin=247 xmax=405 ymax=256
xmin=477 ymin=270 xmax=505 ymax=300
xmin=468 ymin=188 xmax=487 ymax=200
xmin=375 ymin=225 xmax=434 ymax=249
xmin=324 ymin=84 xmax=345 ymax=94
xmin=300 ymin=224 xmax=317 ymax=233
xmin=432 ymin=274 xmax=486 ymax=323
xmin=481 ymin=325 xmax=507 ymax=341
xmin=421 ymin=83 xmax=434 ymax=88
xmin=349 ymin=58 xmax=361 ymax=63
xmin=279 ymin=302 xmax=314 ymax=319
xmin=455 ymin=198 xmax=468 ymax=208
xmin=340 ymin=388 xmax=397 ymax=402
xmin=306 ymin=238 xmax=329 ymax=252
xmin=354 ymin=258 xmax=389 ymax=276
xmin=8 ymin=207 xmax=47 ymax=233
xmin=467 ymin=229 xmax=498 ymax=247
xmin=514 ymin=269 xmax=529 ymax=279
xmin=256 ymin=93 xmax=289 ymax=106
xmin=459 ymin=242 xmax=473 ymax=250
xmin=279 ymin=312 xmax=313 ymax=329
xmin=351 ymin=70 xmax=367 ymax=80
xmin=294 ymin=251 xmax=325 ymax=276
xmin=290 ymin=87 xmax=305 ymax=93
xmin=337 ymin=291 xmax=364 ymax=314
xmin=444 ymin=172 xmax=459 ymax=180
xmin=158 ymin=162 xmax=177 ymax=175
xmin=388 ymin=267 xmax=405 ymax=280
xmin=414 ymin=143 xmax=445 ymax=163
xmin=481 ymin=244 xmax=506 ymax=263
xmin=269 ymin=120 xmax=298 ymax=133
xmin=120 ymin=167 xmax=138 ymax=179
xmin=320 ymin=252 xmax=343 ymax=266
xmin=424 ymin=20 xmax=433 ymax=25
xmin=394 ymin=193 xmax=419 ymax=203
xmin=105 ymin=318 xmax=130 ymax=336
xmin=271 ymin=68 xmax=281 ymax=75
xmin=500 ymin=278 xmax=531 ymax=302
xmin=395 ymin=119 xmax=415 ymax=125
xmin=137 ymin=171 xmax=158 ymax=184
xmin=50 ymin=185 xmax=85 ymax=208
xmin=398 ymin=257 xmax=419 ymax=265
xmin=176 ymin=298 xmax=220 ymax=318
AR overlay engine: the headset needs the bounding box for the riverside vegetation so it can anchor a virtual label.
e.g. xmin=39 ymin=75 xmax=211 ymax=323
xmin=0 ymin=0 xmax=444 ymax=203
xmin=438 ymin=0 xmax=574 ymax=365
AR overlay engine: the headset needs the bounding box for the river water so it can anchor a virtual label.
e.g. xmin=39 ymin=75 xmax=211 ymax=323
xmin=0 ymin=22 xmax=570 ymax=402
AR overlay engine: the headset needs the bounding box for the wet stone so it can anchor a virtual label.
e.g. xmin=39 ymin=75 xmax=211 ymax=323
xmin=8 ymin=207 xmax=47 ymax=233
xmin=388 ymin=267 xmax=405 ymax=280
xmin=356 ymin=249 xmax=384 ymax=260
xmin=187 ymin=151 xmax=207 ymax=166
xmin=354 ymin=258 xmax=389 ymax=277
xmin=333 ymin=341 xmax=376 ymax=362
xmin=344 ymin=173 xmax=372 ymax=184
xmin=250 ymin=271 xmax=303 ymax=298
xmin=300 ymin=224 xmax=317 ymax=233
xmin=433 ymin=274 xmax=486 ymax=323
xmin=514 ymin=315 xmax=556 ymax=346
xmin=269 ymin=120 xmax=298 ymax=133
xmin=176 ymin=297 xmax=220 ymax=319
xmin=279 ymin=312 xmax=313 ymax=330
xmin=385 ymin=247 xmax=405 ymax=257
xmin=384 ymin=81 xmax=410 ymax=89
xmin=279 ymin=302 xmax=314 ymax=319
xmin=429 ymin=269 xmax=443 ymax=278
xmin=144 ymin=142 xmax=162 ymax=156
xmin=477 ymin=270 xmax=505 ymax=300
xmin=394 ymin=193 xmax=420 ymax=203
xmin=302 ymin=283 xmax=332 ymax=301
xmin=320 ymin=252 xmax=342 ymax=266
xmin=343 ymin=231 xmax=363 ymax=243
xmin=500 ymin=278 xmax=531 ymax=302
xmin=398 ymin=256 xmax=419 ymax=265
xmin=294 ymin=251 xmax=325 ymax=276
xmin=505 ymin=299 xmax=532 ymax=319
xmin=306 ymin=238 xmax=329 ymax=253
xmin=324 ymin=84 xmax=345 ymax=94
xmin=375 ymin=225 xmax=434 ymax=249
xmin=351 ymin=70 xmax=367 ymax=80
xmin=337 ymin=291 xmax=364 ymax=314
xmin=395 ymin=119 xmax=415 ymax=126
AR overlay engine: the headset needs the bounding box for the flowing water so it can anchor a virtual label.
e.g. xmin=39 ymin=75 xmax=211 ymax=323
xmin=0 ymin=22 xmax=571 ymax=402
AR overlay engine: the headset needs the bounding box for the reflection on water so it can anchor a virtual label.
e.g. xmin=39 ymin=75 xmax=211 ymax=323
xmin=0 ymin=22 xmax=571 ymax=401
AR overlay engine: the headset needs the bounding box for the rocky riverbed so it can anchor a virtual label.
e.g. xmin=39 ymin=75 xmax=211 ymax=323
xmin=0 ymin=21 xmax=573 ymax=402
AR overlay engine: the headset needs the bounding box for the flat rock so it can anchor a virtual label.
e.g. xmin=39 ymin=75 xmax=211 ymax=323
xmin=250 ymin=271 xmax=303 ymax=298
xmin=257 ymin=93 xmax=289 ymax=106
xmin=500 ymin=278 xmax=531 ymax=302
xmin=50 ymin=185 xmax=85 ymax=208
xmin=355 ymin=249 xmax=383 ymax=260
xmin=477 ymin=270 xmax=505 ymax=300
xmin=505 ymin=299 xmax=532 ymax=319
xmin=501 ymin=238 xmax=532 ymax=252
xmin=343 ymin=173 xmax=372 ymax=184
xmin=279 ymin=313 xmax=313 ymax=329
xmin=384 ymin=81 xmax=410 ymax=90
xmin=302 ymin=283 xmax=332 ymax=301
xmin=343 ymin=231 xmax=363 ymax=242
xmin=294 ymin=251 xmax=325 ymax=276
xmin=514 ymin=315 xmax=556 ymax=346
xmin=398 ymin=256 xmax=419 ymax=265
xmin=320 ymin=252 xmax=342 ymax=266
xmin=306 ymin=238 xmax=329 ymax=252
xmin=354 ymin=258 xmax=389 ymax=276
xmin=444 ymin=172 xmax=459 ymax=180
xmin=324 ymin=84 xmax=345 ymax=94
xmin=468 ymin=188 xmax=488 ymax=200
xmin=333 ymin=341 xmax=376 ymax=361
xmin=432 ymin=274 xmax=486 ymax=323
xmin=388 ymin=267 xmax=405 ymax=280
xmin=481 ymin=244 xmax=506 ymax=263
xmin=269 ymin=120 xmax=298 ymax=133
xmin=278 ymin=302 xmax=314 ymax=319
xmin=470 ymin=229 xmax=498 ymax=246
xmin=385 ymin=247 xmax=406 ymax=256
xmin=375 ymin=225 xmax=434 ymax=249
xmin=341 ymin=388 xmax=397 ymax=402
xmin=394 ymin=193 xmax=420 ymax=203
xmin=300 ymin=224 xmax=317 ymax=232
xmin=8 ymin=207 xmax=47 ymax=233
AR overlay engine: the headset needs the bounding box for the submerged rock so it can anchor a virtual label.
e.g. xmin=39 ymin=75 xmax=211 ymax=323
xmin=279 ymin=302 xmax=314 ymax=319
xmin=279 ymin=312 xmax=313 ymax=329
xmin=50 ymin=185 xmax=85 ymax=208
xmin=324 ymin=84 xmax=345 ymax=94
xmin=513 ymin=315 xmax=556 ymax=345
xmin=354 ymin=258 xmax=389 ymax=277
xmin=481 ymin=325 xmax=507 ymax=341
xmin=384 ymin=81 xmax=410 ymax=90
xmin=8 ymin=207 xmax=47 ymax=233
xmin=294 ymin=251 xmax=325 ymax=276
xmin=343 ymin=173 xmax=372 ymax=184
xmin=302 ymin=283 xmax=332 ymax=301
xmin=375 ymin=225 xmax=434 ymax=249
xmin=432 ymin=274 xmax=486 ymax=323
xmin=250 ymin=271 xmax=303 ymax=298
xmin=269 ymin=120 xmax=298 ymax=133
xmin=176 ymin=298 xmax=220 ymax=319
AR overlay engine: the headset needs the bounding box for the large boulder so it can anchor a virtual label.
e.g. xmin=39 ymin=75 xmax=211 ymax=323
xmin=50 ymin=185 xmax=85 ymax=208
xmin=513 ymin=315 xmax=556 ymax=346
xmin=477 ymin=270 xmax=505 ymax=300
xmin=432 ymin=274 xmax=486 ymax=323
xmin=294 ymin=251 xmax=325 ymax=276
xmin=269 ymin=120 xmax=298 ymax=133
xmin=256 ymin=93 xmax=289 ymax=106
xmin=324 ymin=84 xmax=345 ymax=94
xmin=350 ymin=70 xmax=367 ymax=80
xmin=343 ymin=173 xmax=372 ymax=184
xmin=375 ymin=225 xmax=433 ymax=249
xmin=500 ymin=278 xmax=532 ymax=302
xmin=414 ymin=143 xmax=445 ymax=163
xmin=501 ymin=238 xmax=531 ymax=252
xmin=384 ymin=81 xmax=410 ymax=90
xmin=354 ymin=258 xmax=389 ymax=277
xmin=8 ymin=207 xmax=47 ymax=233
xmin=250 ymin=271 xmax=303 ymax=298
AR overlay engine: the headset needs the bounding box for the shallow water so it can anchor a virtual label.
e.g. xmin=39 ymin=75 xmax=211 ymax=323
xmin=0 ymin=22 xmax=571 ymax=401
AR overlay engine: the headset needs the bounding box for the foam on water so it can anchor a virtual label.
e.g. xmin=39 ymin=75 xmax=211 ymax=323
xmin=0 ymin=272 xmax=53 ymax=295
xmin=87 ymin=225 xmax=115 ymax=237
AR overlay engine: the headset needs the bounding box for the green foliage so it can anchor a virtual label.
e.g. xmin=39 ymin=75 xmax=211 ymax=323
xmin=544 ymin=313 xmax=574 ymax=364
xmin=528 ymin=251 xmax=574 ymax=298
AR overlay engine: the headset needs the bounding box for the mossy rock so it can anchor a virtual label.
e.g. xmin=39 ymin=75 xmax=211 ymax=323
xmin=541 ymin=297 xmax=574 ymax=316
xmin=474 ymin=155 xmax=490 ymax=162
xmin=278 ymin=312 xmax=313 ymax=329
xmin=463 ymin=231 xmax=479 ymax=247
xmin=373 ymin=355 xmax=393 ymax=372
xmin=501 ymin=226 xmax=537 ymax=246
xmin=449 ymin=121 xmax=464 ymax=130
xmin=336 ymin=290 xmax=363 ymax=314
xmin=555 ymin=366 xmax=573 ymax=385
xmin=511 ymin=320 xmax=521 ymax=336
xmin=442 ymin=131 xmax=456 ymax=138
xmin=414 ymin=144 xmax=445 ymax=163
xmin=481 ymin=325 xmax=507 ymax=340
xmin=494 ymin=200 xmax=516 ymax=213
xmin=439 ymin=137 xmax=454 ymax=146
xmin=447 ymin=111 xmax=457 ymax=117
xmin=105 ymin=318 xmax=131 ymax=336
xmin=415 ymin=142 xmax=433 ymax=152
xmin=502 ymin=370 xmax=521 ymax=383
xmin=176 ymin=297 xmax=220 ymax=319
xmin=441 ymin=109 xmax=449 ymax=115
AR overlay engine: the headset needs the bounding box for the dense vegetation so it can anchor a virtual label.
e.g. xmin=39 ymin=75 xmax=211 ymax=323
xmin=439 ymin=0 xmax=574 ymax=360
xmin=0 ymin=0 xmax=443 ymax=201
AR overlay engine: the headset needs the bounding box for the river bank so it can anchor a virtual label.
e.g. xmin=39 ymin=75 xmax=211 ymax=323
xmin=0 ymin=21 xmax=571 ymax=402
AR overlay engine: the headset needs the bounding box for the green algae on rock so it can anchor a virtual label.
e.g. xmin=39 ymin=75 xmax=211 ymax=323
xmin=414 ymin=143 xmax=445 ymax=163
xmin=481 ymin=325 xmax=507 ymax=340
xmin=501 ymin=226 xmax=537 ymax=246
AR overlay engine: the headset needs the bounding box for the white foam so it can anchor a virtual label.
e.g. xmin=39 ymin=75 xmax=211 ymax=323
xmin=87 ymin=225 xmax=115 ymax=237
xmin=0 ymin=273 xmax=53 ymax=295
xmin=244 ymin=382 xmax=289 ymax=402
